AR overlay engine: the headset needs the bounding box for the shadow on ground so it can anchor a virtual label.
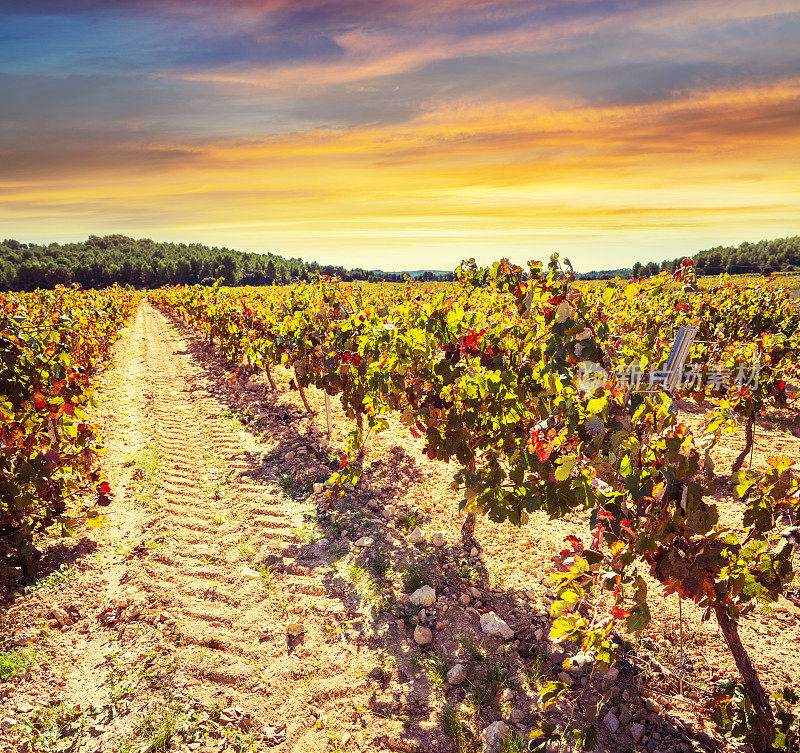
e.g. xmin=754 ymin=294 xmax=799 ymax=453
xmin=157 ymin=311 xmax=721 ymax=753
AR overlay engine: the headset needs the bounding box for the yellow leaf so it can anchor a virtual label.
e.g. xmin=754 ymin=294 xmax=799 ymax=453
xmin=624 ymin=284 xmax=640 ymax=300
xmin=87 ymin=515 xmax=106 ymax=528
xmin=768 ymin=455 xmax=794 ymax=472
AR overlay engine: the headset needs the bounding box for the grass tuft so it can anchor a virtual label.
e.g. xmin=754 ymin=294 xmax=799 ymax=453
xmin=0 ymin=647 xmax=35 ymax=681
xmin=396 ymin=511 xmax=422 ymax=533
xmin=402 ymin=563 xmax=432 ymax=592
xmin=524 ymin=651 xmax=547 ymax=689
xmin=465 ymin=653 xmax=519 ymax=712
xmin=458 ymin=630 xmax=486 ymax=663
xmin=410 ymin=648 xmax=449 ymax=686
xmin=347 ymin=563 xmax=367 ymax=584
xmin=501 ymin=735 xmax=527 ymax=753
xmin=439 ymin=703 xmax=472 ymax=751
xmin=256 ymin=564 xmax=273 ymax=588
xmin=136 ymin=706 xmax=177 ymax=753
xmin=369 ymin=552 xmax=391 ymax=579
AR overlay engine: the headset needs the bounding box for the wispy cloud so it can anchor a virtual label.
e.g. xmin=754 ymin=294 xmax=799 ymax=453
xmin=1 ymin=0 xmax=799 ymax=268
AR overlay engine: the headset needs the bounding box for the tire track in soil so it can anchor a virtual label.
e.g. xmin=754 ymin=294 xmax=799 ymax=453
xmin=123 ymin=303 xmax=375 ymax=751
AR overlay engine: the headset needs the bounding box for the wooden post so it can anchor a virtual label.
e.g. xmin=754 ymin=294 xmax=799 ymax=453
xmin=324 ymin=392 xmax=332 ymax=437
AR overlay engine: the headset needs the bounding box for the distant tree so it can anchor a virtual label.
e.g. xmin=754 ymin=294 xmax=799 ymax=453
xmin=215 ymin=253 xmax=239 ymax=285
xmin=43 ymin=265 xmax=72 ymax=287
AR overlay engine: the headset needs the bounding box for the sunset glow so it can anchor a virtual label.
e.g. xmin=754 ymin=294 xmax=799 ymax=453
xmin=2 ymin=1 xmax=799 ymax=270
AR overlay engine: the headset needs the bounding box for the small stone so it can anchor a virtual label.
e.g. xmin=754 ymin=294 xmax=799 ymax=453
xmin=647 ymin=740 xmax=658 ymax=752
xmin=481 ymin=720 xmax=511 ymax=752
xmin=410 ymin=585 xmax=436 ymax=608
xmin=1 ymin=717 xmax=15 ymax=731
xmin=313 ymin=482 xmax=324 ymax=494
xmin=431 ymin=531 xmax=446 ymax=547
xmin=605 ymin=667 xmax=619 ymax=682
xmin=435 ymin=619 xmax=450 ymax=631
xmin=525 ymin=589 xmax=537 ymax=600
xmin=418 ymin=609 xmax=427 ymax=622
xmin=645 ymin=698 xmax=662 ymax=713
xmin=469 ymin=587 xmax=482 ymax=599
xmin=470 ymin=547 xmax=478 ymax=557
xmin=407 ymin=527 xmax=425 ymax=544
xmin=15 ymin=701 xmax=34 ymax=714
xmin=413 ymin=625 xmax=433 ymax=645
xmin=447 ymin=664 xmax=467 ymax=685
xmin=341 ymin=732 xmax=352 ymax=747
xmin=534 ymin=628 xmax=544 ymax=641
xmin=619 ymin=707 xmax=632 ymax=726
xmin=286 ymin=621 xmax=305 ymax=636
xmin=499 ymin=688 xmax=515 ymax=702
xmin=367 ymin=499 xmax=379 ymax=510
xmin=396 ymin=619 xmax=406 ymax=632
xmin=318 ymin=538 xmax=329 ymax=546
xmin=510 ymin=709 xmax=525 ymax=723
xmin=480 ymin=612 xmax=514 ymax=640
xmin=603 ymin=711 xmax=620 ymax=734
xmin=354 ymin=536 xmax=373 ymax=547
xmin=630 ymin=723 xmax=645 ymax=742
xmin=50 ymin=604 xmax=72 ymax=627
xmin=239 ymin=566 xmax=260 ymax=578
xmin=557 ymin=672 xmax=573 ymax=686
xmin=458 ymin=593 xmax=471 ymax=606
xmin=383 ymin=505 xmax=397 ymax=519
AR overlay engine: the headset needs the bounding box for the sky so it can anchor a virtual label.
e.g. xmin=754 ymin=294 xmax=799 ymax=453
xmin=1 ymin=1 xmax=799 ymax=272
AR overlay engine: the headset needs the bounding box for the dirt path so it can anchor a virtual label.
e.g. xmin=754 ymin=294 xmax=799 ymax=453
xmin=104 ymin=302 xmax=395 ymax=751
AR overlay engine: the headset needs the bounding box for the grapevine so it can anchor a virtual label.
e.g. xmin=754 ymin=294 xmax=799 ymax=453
xmin=149 ymin=262 xmax=799 ymax=751
xmin=0 ymin=285 xmax=140 ymax=583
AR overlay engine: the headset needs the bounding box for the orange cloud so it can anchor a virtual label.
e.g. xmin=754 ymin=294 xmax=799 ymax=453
xmin=2 ymin=60 xmax=799 ymax=269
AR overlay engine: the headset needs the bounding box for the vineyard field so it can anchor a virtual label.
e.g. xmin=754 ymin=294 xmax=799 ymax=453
xmin=0 ymin=265 xmax=798 ymax=753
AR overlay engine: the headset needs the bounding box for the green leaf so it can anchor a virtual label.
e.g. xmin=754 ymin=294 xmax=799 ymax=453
xmin=539 ymin=680 xmax=568 ymax=709
xmin=626 ymin=601 xmax=651 ymax=633
xmin=555 ymin=455 xmax=577 ymax=482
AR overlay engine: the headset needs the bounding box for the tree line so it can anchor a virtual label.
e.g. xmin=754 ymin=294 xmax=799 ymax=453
xmin=581 ymin=235 xmax=800 ymax=280
xmin=5 ymin=233 xmax=794 ymax=291
xmin=0 ymin=234 xmax=457 ymax=291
